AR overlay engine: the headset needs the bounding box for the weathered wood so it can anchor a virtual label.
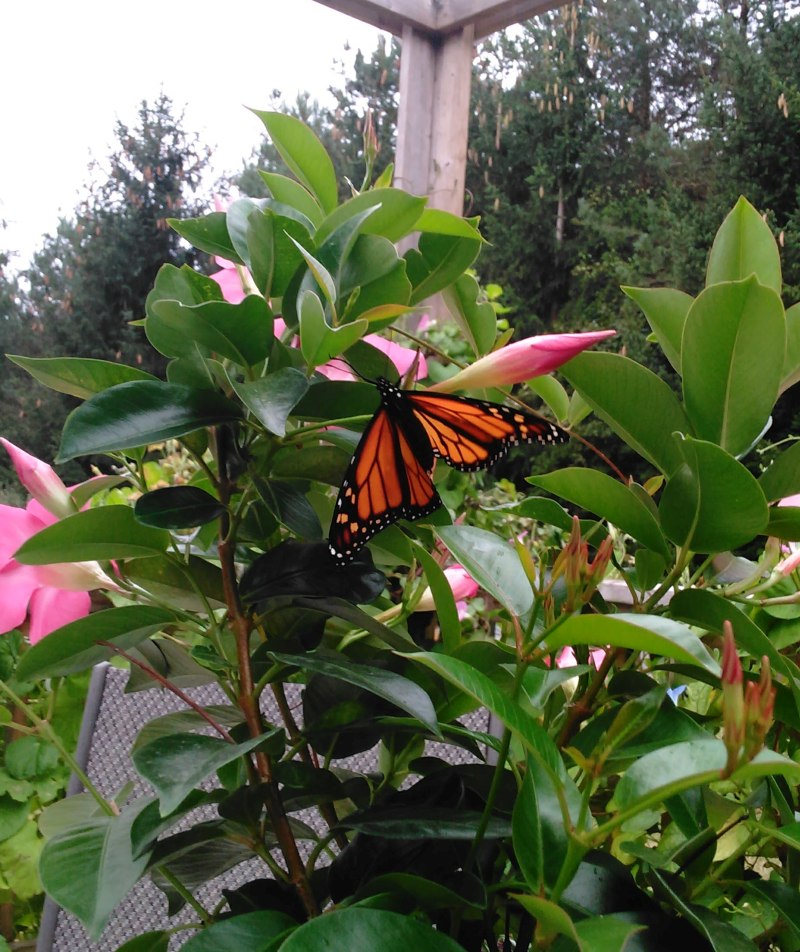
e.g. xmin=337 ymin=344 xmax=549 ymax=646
xmin=313 ymin=0 xmax=564 ymax=37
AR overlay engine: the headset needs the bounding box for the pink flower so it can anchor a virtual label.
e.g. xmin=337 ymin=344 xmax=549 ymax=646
xmin=414 ymin=564 xmax=479 ymax=615
xmin=0 ymin=443 xmax=120 ymax=643
xmin=1 ymin=438 xmax=74 ymax=519
xmin=210 ymin=257 xmax=251 ymax=304
xmin=777 ymin=549 xmax=800 ymax=576
xmin=553 ymin=645 xmax=607 ymax=669
xmin=429 ymin=330 xmax=616 ymax=393
xmin=318 ymin=335 xmax=428 ymax=382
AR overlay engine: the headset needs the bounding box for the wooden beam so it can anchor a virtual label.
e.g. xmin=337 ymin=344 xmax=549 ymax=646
xmin=442 ymin=0 xmax=566 ymax=37
xmin=310 ymin=0 xmax=436 ymax=35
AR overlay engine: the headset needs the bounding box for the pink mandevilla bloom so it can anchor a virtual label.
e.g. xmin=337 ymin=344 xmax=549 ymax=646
xmin=554 ymin=646 xmax=607 ymax=669
xmin=414 ymin=564 xmax=479 ymax=618
xmin=0 ymin=440 xmax=120 ymax=643
xmin=429 ymin=330 xmax=616 ymax=393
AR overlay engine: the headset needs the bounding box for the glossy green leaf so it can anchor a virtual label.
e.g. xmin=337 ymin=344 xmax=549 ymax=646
xmin=437 ymin=525 xmax=532 ymax=618
xmin=16 ymin=607 xmax=175 ymax=680
xmin=122 ymin=556 xmax=225 ymax=611
xmin=134 ymin=486 xmax=223 ymax=529
xmin=255 ymin=478 xmax=322 ymax=539
xmin=146 ymin=263 xmax=223 ymax=314
xmin=659 ymin=435 xmax=768 ymax=553
xmin=572 ymin=916 xmax=646 ymax=951
xmin=6 ymin=355 xmax=156 ymax=400
xmin=168 ymin=212 xmax=238 ymax=260
xmin=181 ymin=911 xmax=298 ymax=952
xmin=57 ymin=381 xmax=243 ymax=461
xmin=147 ymin=297 xmax=273 ymax=366
xmin=316 ymin=188 xmax=426 ymax=245
xmin=299 ymin=289 xmax=368 ymax=366
xmin=681 ymin=277 xmax=784 ymax=456
xmin=766 ymin=505 xmax=800 ymax=540
xmin=745 ymin=880 xmax=800 ymax=942
xmin=603 ymin=686 xmax=666 ymax=755
xmin=115 ymin=931 xmax=171 ymax=952
xmin=406 ymin=232 xmax=482 ymax=305
xmin=509 ymin=496 xmax=573 ymax=531
xmin=133 ymin=731 xmax=282 ymax=815
xmin=270 ymin=443 xmax=350 ymax=484
xmin=527 ymin=375 xmax=571 ymax=423
xmin=441 ymin=272 xmax=497 ymax=356
xmin=15 ymin=505 xmax=169 ymax=563
xmin=270 ymin=650 xmax=439 ymax=735
xmin=529 ymin=468 xmax=669 ymax=557
xmin=561 ymin=352 xmax=692 ymax=476
xmin=706 ymin=196 xmax=782 ymax=294
xmin=544 ymin=613 xmax=719 ymax=675
xmin=280 ymin=907 xmax=465 ymax=951
xmin=781 ymin=301 xmax=800 ymax=393
xmin=230 ymin=367 xmax=309 ymax=437
xmin=513 ymin=756 xmax=569 ymax=892
xmin=623 ymin=286 xmax=692 ymax=374
xmin=342 ymin=807 xmax=510 ymax=839
xmin=415 ymin=208 xmax=484 ymax=240
xmin=513 ymin=895 xmax=579 ymax=945
xmin=610 ymin=738 xmax=800 ymax=813
xmin=260 ymin=171 xmax=324 ymax=226
xmin=758 ymin=440 xmax=800 ymax=502
xmin=357 ymin=872 xmax=486 ymax=911
xmin=252 ymin=111 xmax=338 ymax=214
xmin=39 ymin=801 xmax=152 ymax=940
xmin=413 ymin=543 xmax=460 ymax=654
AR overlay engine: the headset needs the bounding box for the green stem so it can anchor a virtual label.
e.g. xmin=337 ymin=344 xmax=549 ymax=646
xmin=0 ymin=681 xmax=115 ymax=817
xmin=156 ymin=868 xmax=212 ymax=924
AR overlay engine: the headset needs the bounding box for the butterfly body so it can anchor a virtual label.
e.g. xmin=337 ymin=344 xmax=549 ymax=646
xmin=329 ymin=376 xmax=568 ymax=561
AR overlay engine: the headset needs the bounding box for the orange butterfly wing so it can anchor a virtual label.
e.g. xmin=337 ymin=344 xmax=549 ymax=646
xmin=406 ymin=390 xmax=568 ymax=471
xmin=329 ymin=405 xmax=441 ymax=561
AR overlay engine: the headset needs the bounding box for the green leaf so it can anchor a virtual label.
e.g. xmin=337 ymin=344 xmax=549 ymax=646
xmin=610 ymin=738 xmax=800 ymax=814
xmin=572 ymin=916 xmax=647 ymax=951
xmin=299 ymin=289 xmax=367 ymax=366
xmin=527 ymin=375 xmax=570 ymax=423
xmin=16 ymin=607 xmax=175 ymax=680
xmin=260 ymin=170 xmax=324 ymax=226
xmin=658 ymin=435 xmax=768 ymax=553
xmin=115 ymin=932 xmax=171 ymax=952
xmin=415 ymin=209 xmax=484 ymax=239
xmin=513 ymin=895 xmax=579 ymax=945
xmin=5 ymin=737 xmax=59 ymax=779
xmin=545 ymin=613 xmax=719 ymax=675
xmin=758 ymin=440 xmax=800 ymax=502
xmin=122 ymin=556 xmax=225 ymax=612
xmin=6 ymin=355 xmax=156 ymax=399
xmin=406 ymin=232 xmax=482 ymax=305
xmin=181 ymin=911 xmax=298 ymax=952
xmin=441 ymin=272 xmax=497 ymax=356
xmin=342 ymin=807 xmax=510 ymax=839
xmin=623 ymin=286 xmax=692 ymax=374
xmin=356 ymin=872 xmax=486 ymax=911
xmin=134 ymin=486 xmax=223 ymax=530
xmin=230 ymin=367 xmax=309 ymax=437
xmin=766 ymin=505 xmax=800 ymax=540
xmin=133 ymin=731 xmax=282 ymax=815
xmin=270 ymin=650 xmax=439 ymax=735
xmin=412 ymin=543 xmax=461 ymax=654
xmin=147 ymin=297 xmax=273 ymax=366
xmin=436 ymin=525 xmax=532 ymax=618
xmin=14 ymin=505 xmax=169 ymax=563
xmin=561 ymin=352 xmax=692 ymax=476
xmin=745 ymin=880 xmax=800 ymax=942
xmin=146 ymin=263 xmax=223 ymax=313
xmin=280 ymin=907 xmax=465 ymax=951
xmin=681 ymin=277 xmax=784 ymax=456
xmin=513 ymin=756 xmax=571 ymax=892
xmin=706 ymin=196 xmax=782 ymax=294
xmin=253 ymin=111 xmax=338 ymax=214
xmin=316 ymin=188 xmax=427 ymax=245
xmin=168 ymin=212 xmax=238 ymax=260
xmin=529 ymin=468 xmax=669 ymax=557
xmin=781 ymin=301 xmax=800 ymax=393
xmin=254 ymin=478 xmax=323 ymax=539
xmin=57 ymin=381 xmax=243 ymax=461
xmin=0 ymin=795 xmax=30 ymax=843
xmin=39 ymin=800 xmax=152 ymax=940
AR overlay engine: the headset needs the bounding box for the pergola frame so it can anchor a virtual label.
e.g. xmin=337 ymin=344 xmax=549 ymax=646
xmin=314 ymin=0 xmax=564 ymax=215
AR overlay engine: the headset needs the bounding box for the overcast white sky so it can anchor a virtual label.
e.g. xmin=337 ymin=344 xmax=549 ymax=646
xmin=1 ymin=1 xmax=387 ymax=267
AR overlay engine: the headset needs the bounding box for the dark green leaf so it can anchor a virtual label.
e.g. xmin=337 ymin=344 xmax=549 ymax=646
xmin=406 ymin=232 xmax=482 ymax=305
xmin=134 ymin=486 xmax=223 ymax=529
xmin=341 ymin=807 xmax=509 ymax=839
xmin=14 ymin=505 xmax=169 ymax=563
xmin=230 ymin=367 xmax=309 ymax=437
xmin=280 ymin=907 xmax=465 ymax=951
xmin=6 ymin=355 xmax=156 ymax=400
xmin=622 ymin=286 xmax=692 ymax=374
xmin=115 ymin=931 xmax=170 ymax=952
xmin=181 ymin=911 xmax=298 ymax=952
xmin=255 ymin=478 xmax=323 ymax=540
xmin=168 ymin=212 xmax=238 ymax=260
xmin=759 ymin=441 xmax=800 ymax=502
xmin=57 ymin=381 xmax=243 ymax=461
xmin=16 ymin=607 xmax=176 ymax=680
xmin=0 ymin=796 xmax=30 ymax=843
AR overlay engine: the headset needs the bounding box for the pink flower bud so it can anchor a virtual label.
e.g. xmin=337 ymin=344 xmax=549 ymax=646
xmin=414 ymin=564 xmax=479 ymax=613
xmin=1 ymin=439 xmax=74 ymax=519
xmin=429 ymin=330 xmax=616 ymax=394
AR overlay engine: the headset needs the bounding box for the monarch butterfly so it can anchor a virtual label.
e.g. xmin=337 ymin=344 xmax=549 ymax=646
xmin=328 ymin=377 xmax=569 ymax=561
